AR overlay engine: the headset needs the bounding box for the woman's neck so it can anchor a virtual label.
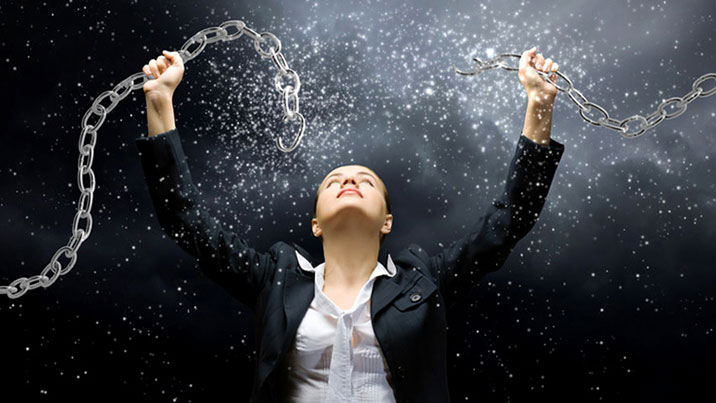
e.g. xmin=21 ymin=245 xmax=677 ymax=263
xmin=321 ymin=231 xmax=380 ymax=291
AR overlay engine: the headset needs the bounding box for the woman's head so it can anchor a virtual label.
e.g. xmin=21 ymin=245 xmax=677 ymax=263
xmin=312 ymin=164 xmax=392 ymax=247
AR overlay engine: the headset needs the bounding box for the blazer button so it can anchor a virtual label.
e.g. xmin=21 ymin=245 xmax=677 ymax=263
xmin=397 ymin=365 xmax=407 ymax=378
xmin=409 ymin=292 xmax=421 ymax=302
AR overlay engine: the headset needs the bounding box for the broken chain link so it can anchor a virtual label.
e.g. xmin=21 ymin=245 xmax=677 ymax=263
xmin=454 ymin=53 xmax=716 ymax=138
xmin=0 ymin=20 xmax=305 ymax=299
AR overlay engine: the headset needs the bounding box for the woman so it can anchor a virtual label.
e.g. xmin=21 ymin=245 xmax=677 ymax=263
xmin=137 ymin=46 xmax=564 ymax=402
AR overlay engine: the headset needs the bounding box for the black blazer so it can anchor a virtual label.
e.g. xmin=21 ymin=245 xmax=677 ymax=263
xmin=135 ymin=128 xmax=565 ymax=402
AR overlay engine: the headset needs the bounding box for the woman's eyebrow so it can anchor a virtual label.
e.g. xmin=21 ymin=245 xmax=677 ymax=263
xmin=324 ymin=171 xmax=378 ymax=183
xmin=324 ymin=171 xmax=377 ymax=183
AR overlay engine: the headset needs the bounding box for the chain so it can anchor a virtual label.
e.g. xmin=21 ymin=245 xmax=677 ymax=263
xmin=0 ymin=20 xmax=305 ymax=300
xmin=454 ymin=53 xmax=716 ymax=138
xmin=178 ymin=21 xmax=305 ymax=151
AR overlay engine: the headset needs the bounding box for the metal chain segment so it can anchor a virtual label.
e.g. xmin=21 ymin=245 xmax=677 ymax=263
xmin=1 ymin=20 xmax=306 ymax=299
xmin=176 ymin=21 xmax=306 ymax=152
xmin=454 ymin=53 xmax=716 ymax=138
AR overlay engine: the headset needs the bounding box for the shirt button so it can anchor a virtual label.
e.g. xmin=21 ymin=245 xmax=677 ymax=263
xmin=409 ymin=292 xmax=421 ymax=302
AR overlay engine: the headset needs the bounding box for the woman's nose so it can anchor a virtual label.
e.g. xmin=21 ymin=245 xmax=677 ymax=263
xmin=341 ymin=177 xmax=358 ymax=186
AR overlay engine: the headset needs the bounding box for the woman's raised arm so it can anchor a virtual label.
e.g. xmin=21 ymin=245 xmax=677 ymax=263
xmin=136 ymin=51 xmax=278 ymax=309
xmin=412 ymin=47 xmax=566 ymax=309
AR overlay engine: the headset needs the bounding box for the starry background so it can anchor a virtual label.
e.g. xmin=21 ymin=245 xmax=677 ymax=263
xmin=1 ymin=0 xmax=715 ymax=401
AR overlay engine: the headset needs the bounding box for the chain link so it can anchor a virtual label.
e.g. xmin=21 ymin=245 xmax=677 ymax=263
xmin=455 ymin=53 xmax=716 ymax=138
xmin=1 ymin=20 xmax=305 ymax=299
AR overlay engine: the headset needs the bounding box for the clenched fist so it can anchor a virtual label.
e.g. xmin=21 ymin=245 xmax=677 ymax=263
xmin=518 ymin=47 xmax=559 ymax=104
xmin=142 ymin=50 xmax=185 ymax=98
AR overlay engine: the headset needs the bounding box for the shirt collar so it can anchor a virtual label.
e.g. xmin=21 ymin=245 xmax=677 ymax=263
xmin=294 ymin=249 xmax=397 ymax=278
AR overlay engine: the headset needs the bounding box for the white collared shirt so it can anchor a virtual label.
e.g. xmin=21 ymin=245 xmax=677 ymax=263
xmin=278 ymin=250 xmax=398 ymax=403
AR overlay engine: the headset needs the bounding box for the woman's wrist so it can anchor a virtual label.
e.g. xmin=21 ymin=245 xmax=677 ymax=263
xmin=522 ymin=95 xmax=555 ymax=146
xmin=145 ymin=91 xmax=176 ymax=137
xmin=145 ymin=90 xmax=173 ymax=106
xmin=527 ymin=91 xmax=555 ymax=107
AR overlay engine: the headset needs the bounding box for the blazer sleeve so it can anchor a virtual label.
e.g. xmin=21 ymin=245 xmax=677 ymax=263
xmin=135 ymin=128 xmax=278 ymax=309
xmin=416 ymin=132 xmax=565 ymax=309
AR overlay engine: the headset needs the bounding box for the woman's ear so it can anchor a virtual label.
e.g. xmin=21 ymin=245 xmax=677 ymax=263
xmin=312 ymin=218 xmax=322 ymax=238
xmin=381 ymin=214 xmax=393 ymax=235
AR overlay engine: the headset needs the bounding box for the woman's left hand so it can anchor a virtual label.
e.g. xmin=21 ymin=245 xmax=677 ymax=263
xmin=518 ymin=47 xmax=559 ymax=104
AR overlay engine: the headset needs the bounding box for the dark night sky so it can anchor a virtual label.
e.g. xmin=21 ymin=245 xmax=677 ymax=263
xmin=1 ymin=0 xmax=715 ymax=401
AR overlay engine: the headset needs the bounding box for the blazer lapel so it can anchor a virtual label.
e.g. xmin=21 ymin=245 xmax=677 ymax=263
xmin=370 ymin=275 xmax=403 ymax=318
xmin=283 ymin=269 xmax=314 ymax=324
xmin=280 ymin=243 xmax=317 ymax=353
xmin=284 ymin=244 xmax=421 ymax=339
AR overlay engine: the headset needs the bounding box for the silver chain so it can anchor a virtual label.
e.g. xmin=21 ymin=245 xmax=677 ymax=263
xmin=454 ymin=53 xmax=716 ymax=138
xmin=0 ymin=20 xmax=305 ymax=300
xmin=178 ymin=21 xmax=305 ymax=151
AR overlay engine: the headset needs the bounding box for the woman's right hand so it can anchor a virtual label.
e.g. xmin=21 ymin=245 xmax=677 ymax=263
xmin=142 ymin=50 xmax=184 ymax=98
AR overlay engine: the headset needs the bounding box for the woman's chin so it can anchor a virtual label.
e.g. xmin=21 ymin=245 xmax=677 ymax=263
xmin=324 ymin=205 xmax=375 ymax=223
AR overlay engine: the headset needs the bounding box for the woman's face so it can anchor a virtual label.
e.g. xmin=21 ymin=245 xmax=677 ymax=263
xmin=312 ymin=165 xmax=392 ymax=240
